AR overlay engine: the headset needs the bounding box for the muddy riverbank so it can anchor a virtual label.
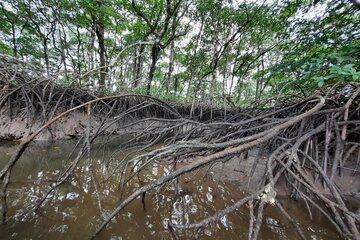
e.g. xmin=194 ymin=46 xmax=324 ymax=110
xmin=0 ymin=109 xmax=137 ymax=141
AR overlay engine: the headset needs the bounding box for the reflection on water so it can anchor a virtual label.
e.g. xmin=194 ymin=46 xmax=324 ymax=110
xmin=0 ymin=139 xmax=341 ymax=239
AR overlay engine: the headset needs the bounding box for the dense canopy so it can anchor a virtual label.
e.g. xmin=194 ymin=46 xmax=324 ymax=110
xmin=1 ymin=0 xmax=359 ymax=105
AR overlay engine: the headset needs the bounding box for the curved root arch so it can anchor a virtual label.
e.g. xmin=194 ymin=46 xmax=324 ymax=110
xmin=1 ymin=56 xmax=359 ymax=239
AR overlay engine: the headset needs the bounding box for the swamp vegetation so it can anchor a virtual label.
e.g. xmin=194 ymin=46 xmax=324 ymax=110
xmin=0 ymin=0 xmax=360 ymax=239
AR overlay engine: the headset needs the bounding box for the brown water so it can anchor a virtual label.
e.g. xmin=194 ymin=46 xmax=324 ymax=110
xmin=0 ymin=139 xmax=341 ymax=240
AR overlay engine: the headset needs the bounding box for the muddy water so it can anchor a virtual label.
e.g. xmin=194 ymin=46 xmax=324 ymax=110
xmin=0 ymin=139 xmax=341 ymax=240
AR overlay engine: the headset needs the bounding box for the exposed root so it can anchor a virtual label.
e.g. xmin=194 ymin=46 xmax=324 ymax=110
xmin=0 ymin=57 xmax=359 ymax=239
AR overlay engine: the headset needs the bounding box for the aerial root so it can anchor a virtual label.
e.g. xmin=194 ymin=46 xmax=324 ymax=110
xmin=0 ymin=61 xmax=359 ymax=239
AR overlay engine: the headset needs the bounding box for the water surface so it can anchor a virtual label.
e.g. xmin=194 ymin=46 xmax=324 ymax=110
xmin=0 ymin=139 xmax=341 ymax=239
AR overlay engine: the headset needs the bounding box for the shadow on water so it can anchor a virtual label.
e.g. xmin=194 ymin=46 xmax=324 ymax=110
xmin=0 ymin=138 xmax=341 ymax=240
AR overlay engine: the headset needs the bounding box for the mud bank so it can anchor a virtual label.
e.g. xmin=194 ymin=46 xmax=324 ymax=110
xmin=0 ymin=109 xmax=133 ymax=141
xmin=204 ymin=148 xmax=360 ymax=202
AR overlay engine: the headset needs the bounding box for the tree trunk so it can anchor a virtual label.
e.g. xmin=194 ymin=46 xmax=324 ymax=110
xmin=255 ymin=65 xmax=260 ymax=101
xmin=133 ymin=44 xmax=144 ymax=88
xmin=146 ymin=44 xmax=160 ymax=95
xmin=132 ymin=47 xmax=138 ymax=83
xmin=43 ymin=37 xmax=50 ymax=75
xmin=76 ymin=27 xmax=82 ymax=86
xmin=59 ymin=30 xmax=69 ymax=81
xmin=92 ymin=1 xmax=107 ymax=90
xmin=11 ymin=22 xmax=17 ymax=58
xmin=165 ymin=40 xmax=175 ymax=94
xmin=95 ymin=23 xmax=107 ymax=90
xmin=174 ymin=75 xmax=179 ymax=95
xmin=88 ymin=29 xmax=95 ymax=88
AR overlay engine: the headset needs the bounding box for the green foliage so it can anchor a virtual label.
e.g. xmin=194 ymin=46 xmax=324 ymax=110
xmin=0 ymin=0 xmax=358 ymax=106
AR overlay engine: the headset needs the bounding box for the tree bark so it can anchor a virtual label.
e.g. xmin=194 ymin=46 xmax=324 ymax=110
xmin=165 ymin=40 xmax=175 ymax=94
xmin=11 ymin=22 xmax=17 ymax=58
xmin=92 ymin=1 xmax=107 ymax=90
xmin=95 ymin=23 xmax=107 ymax=89
xmin=43 ymin=37 xmax=50 ymax=75
xmin=146 ymin=44 xmax=160 ymax=95
xmin=133 ymin=44 xmax=145 ymax=88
